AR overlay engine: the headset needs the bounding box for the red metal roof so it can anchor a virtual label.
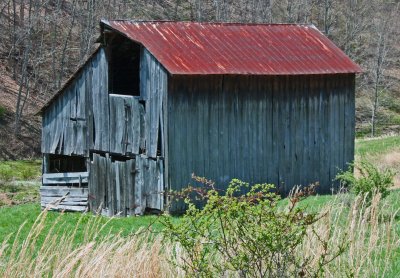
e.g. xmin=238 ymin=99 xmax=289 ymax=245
xmin=101 ymin=20 xmax=362 ymax=75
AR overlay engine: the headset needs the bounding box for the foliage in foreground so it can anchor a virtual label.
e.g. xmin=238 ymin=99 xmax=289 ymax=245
xmin=161 ymin=178 xmax=346 ymax=277
xmin=0 ymin=190 xmax=398 ymax=277
xmin=336 ymin=161 xmax=395 ymax=204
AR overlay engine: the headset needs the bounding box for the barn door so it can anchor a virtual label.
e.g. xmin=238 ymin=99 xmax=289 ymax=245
xmin=89 ymin=154 xmax=163 ymax=216
xmin=89 ymin=154 xmax=136 ymax=216
xmin=110 ymin=159 xmax=136 ymax=216
xmin=89 ymin=154 xmax=108 ymax=213
xmin=134 ymin=155 xmax=164 ymax=214
xmin=109 ymin=95 xmax=144 ymax=156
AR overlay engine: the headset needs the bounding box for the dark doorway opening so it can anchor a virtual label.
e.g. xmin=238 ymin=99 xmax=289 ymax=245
xmin=107 ymin=34 xmax=140 ymax=96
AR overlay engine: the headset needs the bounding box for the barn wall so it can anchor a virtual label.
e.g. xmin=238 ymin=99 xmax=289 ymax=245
xmin=167 ymin=74 xmax=355 ymax=211
xmin=140 ymin=48 xmax=168 ymax=158
xmin=41 ymin=48 xmax=109 ymax=156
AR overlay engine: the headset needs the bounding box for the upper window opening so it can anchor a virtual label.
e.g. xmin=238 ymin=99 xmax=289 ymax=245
xmin=107 ymin=34 xmax=140 ymax=96
xmin=48 ymin=154 xmax=87 ymax=173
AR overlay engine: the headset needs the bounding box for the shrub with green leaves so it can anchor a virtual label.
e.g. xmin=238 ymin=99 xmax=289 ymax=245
xmin=0 ymin=165 xmax=13 ymax=182
xmin=161 ymin=177 xmax=343 ymax=277
xmin=336 ymin=161 xmax=394 ymax=203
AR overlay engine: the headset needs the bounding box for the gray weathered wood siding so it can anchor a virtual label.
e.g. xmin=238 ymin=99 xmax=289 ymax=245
xmin=109 ymin=94 xmax=144 ymax=155
xmin=91 ymin=49 xmax=110 ymax=152
xmin=89 ymin=153 xmax=163 ymax=216
xmin=167 ymin=74 xmax=355 ymax=211
xmin=89 ymin=154 xmax=136 ymax=216
xmin=40 ymin=186 xmax=88 ymax=212
xmin=42 ymin=48 xmax=109 ymax=156
xmin=140 ymin=48 xmax=168 ymax=158
xmin=42 ymin=46 xmax=167 ymax=215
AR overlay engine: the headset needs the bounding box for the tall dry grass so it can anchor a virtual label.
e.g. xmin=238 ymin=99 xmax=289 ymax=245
xmin=0 ymin=193 xmax=398 ymax=277
xmin=301 ymin=193 xmax=400 ymax=277
xmin=0 ymin=209 xmax=181 ymax=278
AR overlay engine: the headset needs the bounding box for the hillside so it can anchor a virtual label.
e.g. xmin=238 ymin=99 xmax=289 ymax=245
xmin=0 ymin=0 xmax=399 ymax=160
xmin=0 ymin=61 xmax=41 ymax=159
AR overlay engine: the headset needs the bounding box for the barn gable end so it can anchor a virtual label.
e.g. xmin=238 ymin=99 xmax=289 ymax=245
xmin=41 ymin=40 xmax=167 ymax=215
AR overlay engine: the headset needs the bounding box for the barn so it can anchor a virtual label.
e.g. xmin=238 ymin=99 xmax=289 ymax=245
xmin=39 ymin=20 xmax=361 ymax=215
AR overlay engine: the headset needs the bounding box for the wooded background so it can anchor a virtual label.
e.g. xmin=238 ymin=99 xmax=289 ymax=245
xmin=0 ymin=0 xmax=399 ymax=159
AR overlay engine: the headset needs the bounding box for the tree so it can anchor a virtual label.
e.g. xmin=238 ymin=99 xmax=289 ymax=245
xmin=369 ymin=2 xmax=398 ymax=137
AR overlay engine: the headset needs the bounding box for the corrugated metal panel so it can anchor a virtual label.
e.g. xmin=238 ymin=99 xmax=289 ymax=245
xmin=101 ymin=20 xmax=362 ymax=75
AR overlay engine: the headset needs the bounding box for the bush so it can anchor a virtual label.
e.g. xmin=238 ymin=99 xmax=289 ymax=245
xmin=161 ymin=177 xmax=344 ymax=277
xmin=336 ymin=161 xmax=394 ymax=204
xmin=0 ymin=165 xmax=13 ymax=182
xmin=20 ymin=167 xmax=38 ymax=180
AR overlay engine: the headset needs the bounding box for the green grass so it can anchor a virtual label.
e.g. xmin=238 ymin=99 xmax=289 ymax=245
xmin=0 ymin=160 xmax=41 ymax=181
xmin=0 ymin=203 xmax=165 ymax=248
xmin=0 ymin=137 xmax=399 ymax=274
xmin=0 ymin=184 xmax=39 ymax=206
xmin=355 ymin=136 xmax=400 ymax=157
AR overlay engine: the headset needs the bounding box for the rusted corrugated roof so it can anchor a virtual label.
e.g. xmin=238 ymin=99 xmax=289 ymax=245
xmin=101 ymin=20 xmax=361 ymax=75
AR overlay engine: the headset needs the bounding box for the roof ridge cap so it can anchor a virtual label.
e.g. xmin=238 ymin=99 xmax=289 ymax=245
xmin=102 ymin=19 xmax=314 ymax=27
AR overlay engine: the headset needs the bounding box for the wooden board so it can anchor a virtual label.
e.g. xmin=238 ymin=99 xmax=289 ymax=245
xmin=40 ymin=186 xmax=88 ymax=212
xmin=42 ymin=172 xmax=89 ymax=185
xmin=40 ymin=186 xmax=88 ymax=197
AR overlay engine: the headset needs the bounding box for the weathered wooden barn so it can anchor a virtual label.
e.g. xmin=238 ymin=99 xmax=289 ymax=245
xmin=39 ymin=20 xmax=361 ymax=214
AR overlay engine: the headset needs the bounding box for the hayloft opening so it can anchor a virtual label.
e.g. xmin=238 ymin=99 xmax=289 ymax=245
xmin=48 ymin=154 xmax=87 ymax=173
xmin=107 ymin=34 xmax=140 ymax=96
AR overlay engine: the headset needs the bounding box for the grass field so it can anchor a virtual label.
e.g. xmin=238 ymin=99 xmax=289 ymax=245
xmin=0 ymin=136 xmax=399 ymax=242
xmin=355 ymin=135 xmax=400 ymax=188
xmin=0 ymin=160 xmax=41 ymax=181
xmin=0 ymin=204 xmax=164 ymax=246
xmin=356 ymin=135 xmax=400 ymax=157
xmin=0 ymin=136 xmax=399 ymax=276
